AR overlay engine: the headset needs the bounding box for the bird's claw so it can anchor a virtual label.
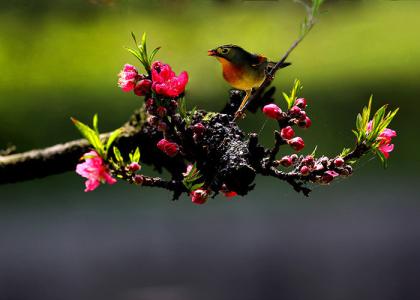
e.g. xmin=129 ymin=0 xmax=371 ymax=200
xmin=266 ymin=73 xmax=275 ymax=81
xmin=234 ymin=110 xmax=246 ymax=121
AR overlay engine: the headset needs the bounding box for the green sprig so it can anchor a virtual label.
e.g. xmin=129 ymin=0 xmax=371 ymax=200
xmin=71 ymin=114 xmax=121 ymax=159
xmin=126 ymin=32 xmax=161 ymax=73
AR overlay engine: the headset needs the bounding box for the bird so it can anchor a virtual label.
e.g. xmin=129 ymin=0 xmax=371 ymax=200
xmin=208 ymin=44 xmax=290 ymax=118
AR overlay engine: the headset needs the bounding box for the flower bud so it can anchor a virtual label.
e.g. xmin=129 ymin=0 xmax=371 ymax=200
xmin=280 ymin=126 xmax=295 ymax=140
xmin=156 ymin=106 xmax=167 ymax=118
xmin=170 ymin=100 xmax=178 ymax=108
xmin=118 ymin=64 xmax=138 ymax=92
xmin=314 ymin=163 xmax=324 ymax=171
xmin=320 ymin=156 xmax=329 ymax=166
xmin=303 ymin=117 xmax=312 ymax=128
xmin=280 ymin=156 xmax=293 ymax=167
xmin=157 ymin=121 xmax=168 ymax=132
xmin=262 ymin=104 xmax=283 ymax=120
xmin=288 ymin=137 xmax=305 ymax=152
xmin=290 ymin=154 xmax=298 ymax=163
xmin=128 ymin=162 xmax=141 ymax=172
xmin=289 ymin=105 xmax=301 ymax=116
xmin=190 ymin=189 xmax=209 ymax=205
xmin=146 ymin=98 xmax=154 ymax=108
xmin=300 ymin=165 xmax=310 ymax=176
xmin=299 ymin=111 xmax=307 ymax=121
xmin=156 ymin=139 xmax=179 ymax=157
xmin=147 ymin=116 xmax=159 ymax=126
xmin=133 ymin=174 xmax=144 ymax=185
xmin=302 ymin=155 xmax=314 ymax=167
xmin=193 ymin=123 xmax=206 ymax=136
xmin=294 ymin=98 xmax=307 ymax=109
xmin=334 ymin=157 xmax=345 ymax=167
xmin=134 ymin=79 xmax=152 ymax=96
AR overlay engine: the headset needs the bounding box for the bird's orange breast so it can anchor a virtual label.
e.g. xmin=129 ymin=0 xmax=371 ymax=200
xmin=216 ymin=57 xmax=264 ymax=90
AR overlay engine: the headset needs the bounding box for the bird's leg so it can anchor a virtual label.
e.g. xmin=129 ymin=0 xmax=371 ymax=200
xmin=234 ymin=89 xmax=252 ymax=121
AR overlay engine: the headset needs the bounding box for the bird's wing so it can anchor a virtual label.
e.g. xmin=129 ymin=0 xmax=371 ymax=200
xmin=250 ymin=54 xmax=267 ymax=68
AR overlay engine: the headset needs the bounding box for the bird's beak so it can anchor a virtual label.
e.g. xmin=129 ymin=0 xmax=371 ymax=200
xmin=207 ymin=49 xmax=217 ymax=56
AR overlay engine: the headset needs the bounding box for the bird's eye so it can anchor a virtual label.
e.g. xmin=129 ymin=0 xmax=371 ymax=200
xmin=221 ymin=48 xmax=230 ymax=54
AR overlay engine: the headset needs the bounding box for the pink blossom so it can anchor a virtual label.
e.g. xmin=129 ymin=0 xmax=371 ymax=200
xmin=76 ymin=151 xmax=117 ymax=192
xmin=134 ymin=79 xmax=152 ymax=96
xmin=262 ymin=104 xmax=282 ymax=120
xmin=157 ymin=139 xmax=179 ymax=157
xmin=151 ymin=61 xmax=189 ymax=98
xmin=367 ymin=121 xmax=397 ymax=159
xmin=118 ymin=64 xmax=138 ymax=92
xmin=280 ymin=126 xmax=295 ymax=140
xmin=183 ymin=164 xmax=193 ymax=177
xmin=321 ymin=170 xmax=340 ymax=184
xmin=190 ymin=189 xmax=209 ymax=205
xmin=288 ymin=137 xmax=305 ymax=152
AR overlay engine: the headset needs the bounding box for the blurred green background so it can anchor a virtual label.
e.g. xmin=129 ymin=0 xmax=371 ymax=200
xmin=0 ymin=1 xmax=419 ymax=300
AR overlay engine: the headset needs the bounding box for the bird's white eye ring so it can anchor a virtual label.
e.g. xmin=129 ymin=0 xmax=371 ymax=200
xmin=221 ymin=48 xmax=229 ymax=54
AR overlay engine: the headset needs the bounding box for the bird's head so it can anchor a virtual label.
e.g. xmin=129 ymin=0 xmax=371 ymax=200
xmin=208 ymin=44 xmax=256 ymax=64
xmin=208 ymin=44 xmax=267 ymax=68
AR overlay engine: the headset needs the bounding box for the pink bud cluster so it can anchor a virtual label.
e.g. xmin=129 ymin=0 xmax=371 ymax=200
xmin=262 ymin=98 xmax=311 ymax=129
xmin=262 ymin=98 xmax=313 ymax=152
xmin=276 ymin=154 xmax=353 ymax=185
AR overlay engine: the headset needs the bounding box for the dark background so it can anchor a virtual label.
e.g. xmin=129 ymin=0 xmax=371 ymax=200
xmin=0 ymin=1 xmax=419 ymax=299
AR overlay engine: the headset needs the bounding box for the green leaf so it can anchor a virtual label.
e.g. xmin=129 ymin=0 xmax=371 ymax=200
xmin=126 ymin=47 xmax=144 ymax=63
xmin=339 ymin=147 xmax=351 ymax=158
xmin=374 ymin=149 xmax=388 ymax=169
xmin=113 ymin=146 xmax=124 ymax=164
xmin=131 ymin=32 xmax=138 ymax=46
xmin=93 ymin=114 xmax=99 ymax=134
xmin=106 ymin=128 xmax=121 ymax=155
xmin=178 ymin=98 xmax=187 ymax=119
xmin=141 ymin=32 xmax=147 ymax=53
xmin=202 ymin=112 xmax=217 ymax=122
xmin=310 ymin=145 xmax=318 ymax=157
xmin=71 ymin=117 xmax=104 ymax=156
xmin=131 ymin=147 xmax=141 ymax=163
xmin=282 ymin=92 xmax=290 ymax=108
xmin=190 ymin=182 xmax=204 ymax=191
xmin=149 ymin=46 xmax=161 ymax=63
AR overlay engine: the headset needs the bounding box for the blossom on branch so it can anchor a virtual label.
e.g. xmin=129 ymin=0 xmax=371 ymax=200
xmin=157 ymin=139 xmax=180 ymax=157
xmin=262 ymin=104 xmax=283 ymax=120
xmin=367 ymin=121 xmax=397 ymax=159
xmin=118 ymin=64 xmax=138 ymax=92
xmin=151 ymin=61 xmax=189 ymax=98
xmin=134 ymin=79 xmax=152 ymax=96
xmin=288 ymin=137 xmax=305 ymax=152
xmin=190 ymin=189 xmax=209 ymax=205
xmin=76 ymin=151 xmax=117 ymax=192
